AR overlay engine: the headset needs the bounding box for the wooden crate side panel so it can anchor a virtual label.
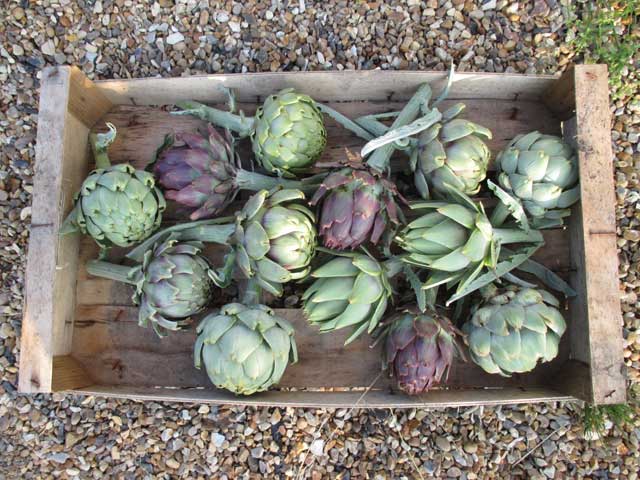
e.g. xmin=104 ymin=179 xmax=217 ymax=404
xmin=71 ymin=384 xmax=572 ymax=408
xmin=67 ymin=66 xmax=113 ymax=128
xmin=52 ymin=355 xmax=93 ymax=391
xmin=566 ymin=65 xmax=625 ymax=404
xmin=19 ymin=67 xmax=107 ymax=393
xmin=95 ymin=71 xmax=557 ymax=106
xmin=543 ymin=65 xmax=576 ymax=120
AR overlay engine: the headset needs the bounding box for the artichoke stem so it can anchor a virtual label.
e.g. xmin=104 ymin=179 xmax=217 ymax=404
xmin=235 ymin=169 xmax=325 ymax=196
xmin=179 ymin=223 xmax=236 ymax=244
xmin=366 ymin=83 xmax=432 ymax=173
xmin=356 ymin=117 xmax=389 ymax=137
xmin=316 ymin=103 xmax=374 ymax=141
xmin=173 ymin=101 xmax=255 ymax=137
xmin=490 ymin=202 xmax=510 ymax=227
xmin=493 ymin=227 xmax=544 ymax=245
xmin=86 ymin=260 xmax=136 ymax=285
xmin=240 ymin=278 xmax=263 ymax=305
xmin=90 ymin=122 xmax=117 ymax=169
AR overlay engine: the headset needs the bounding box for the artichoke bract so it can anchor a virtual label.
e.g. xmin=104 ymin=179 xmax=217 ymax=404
xmin=87 ymin=237 xmax=214 ymax=337
xmin=462 ymin=283 xmax=567 ymax=376
xmin=233 ymin=189 xmax=317 ymax=296
xmin=395 ymin=189 xmax=544 ymax=302
xmin=61 ymin=123 xmax=165 ymax=251
xmin=415 ymin=103 xmax=491 ymax=198
xmin=490 ymin=131 xmax=579 ymax=229
xmin=384 ymin=308 xmax=464 ymax=395
xmin=302 ymin=252 xmax=401 ymax=344
xmin=173 ymin=89 xmax=326 ymax=177
xmin=152 ymin=125 xmax=326 ymax=220
xmin=194 ymin=303 xmax=298 ymax=395
xmin=311 ymin=166 xmax=403 ymax=250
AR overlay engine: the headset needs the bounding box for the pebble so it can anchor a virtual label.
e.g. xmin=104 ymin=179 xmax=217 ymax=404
xmin=436 ymin=436 xmax=451 ymax=451
xmin=166 ymin=33 xmax=184 ymax=46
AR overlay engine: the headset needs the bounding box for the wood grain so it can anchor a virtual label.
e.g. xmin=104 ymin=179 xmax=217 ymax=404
xmin=70 ymin=305 xmax=570 ymax=392
xmin=94 ymin=70 xmax=557 ymax=105
xmin=563 ymin=65 xmax=626 ymax=404
xmin=93 ymin=99 xmax=561 ymax=172
xmin=73 ymin=384 xmax=572 ymax=408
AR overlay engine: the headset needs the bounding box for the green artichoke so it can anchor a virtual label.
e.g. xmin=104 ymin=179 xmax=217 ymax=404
xmin=384 ymin=308 xmax=464 ymax=395
xmin=233 ymin=189 xmax=317 ymax=296
xmin=61 ymin=123 xmax=165 ymax=250
xmin=86 ymin=237 xmax=214 ymax=337
xmin=302 ymin=252 xmax=400 ymax=344
xmin=491 ymin=131 xmax=579 ymax=228
xmin=462 ymin=283 xmax=566 ymax=376
xmin=395 ymin=189 xmax=543 ymax=300
xmin=414 ymin=103 xmax=491 ymax=199
xmin=194 ymin=303 xmax=298 ymax=395
xmin=173 ymin=89 xmax=326 ymax=177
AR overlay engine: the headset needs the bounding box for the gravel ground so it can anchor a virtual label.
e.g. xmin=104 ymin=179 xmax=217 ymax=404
xmin=1 ymin=0 xmax=639 ymax=478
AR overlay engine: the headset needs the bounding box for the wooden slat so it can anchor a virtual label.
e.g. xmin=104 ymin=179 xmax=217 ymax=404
xmin=52 ymin=355 xmax=92 ymax=391
xmin=95 ymin=71 xmax=557 ymax=105
xmin=72 ymin=384 xmax=572 ymax=408
xmin=70 ymin=305 xmax=570 ymax=391
xmin=563 ymin=65 xmax=626 ymax=404
xmin=94 ymin=99 xmax=561 ymax=172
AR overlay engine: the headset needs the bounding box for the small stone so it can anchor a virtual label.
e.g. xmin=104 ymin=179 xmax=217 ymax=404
xmin=463 ymin=442 xmax=478 ymax=454
xmin=543 ymin=466 xmax=556 ymax=478
xmin=199 ymin=10 xmax=209 ymax=25
xmin=49 ymin=452 xmax=70 ymax=464
xmin=12 ymin=44 xmax=24 ymax=56
xmin=628 ymin=133 xmax=639 ymax=143
xmin=212 ymin=433 xmax=225 ymax=448
xmin=65 ymin=432 xmax=82 ymax=448
xmin=228 ymin=21 xmax=241 ymax=33
xmin=216 ymin=11 xmax=230 ymax=22
xmin=481 ymin=0 xmax=497 ymax=9
xmin=447 ymin=467 xmax=462 ymax=478
xmin=251 ymin=446 xmax=264 ymax=459
xmin=310 ymin=439 xmax=324 ymax=456
xmin=12 ymin=7 xmax=25 ymax=20
xmin=0 ymin=323 xmax=13 ymax=339
xmin=232 ymin=4 xmax=242 ymax=15
xmin=436 ymin=436 xmax=451 ymax=452
xmin=166 ymin=32 xmax=185 ymax=45
xmin=435 ymin=47 xmax=448 ymax=61
xmin=470 ymin=10 xmax=484 ymax=19
xmin=265 ymin=10 xmax=274 ymax=20
xmin=41 ymin=40 xmax=56 ymax=56
xmin=166 ymin=458 xmax=180 ymax=469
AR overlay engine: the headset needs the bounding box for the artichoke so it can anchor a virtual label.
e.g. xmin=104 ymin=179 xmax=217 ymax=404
xmin=414 ymin=103 xmax=491 ymax=199
xmin=173 ymin=89 xmax=326 ymax=177
xmin=152 ymin=125 xmax=326 ymax=220
xmin=61 ymin=123 xmax=165 ymax=250
xmin=462 ymin=283 xmax=567 ymax=376
xmin=491 ymin=131 xmax=579 ymax=228
xmin=384 ymin=308 xmax=464 ymax=395
xmin=311 ymin=164 xmax=404 ymax=250
xmin=194 ymin=303 xmax=298 ymax=395
xmin=87 ymin=237 xmax=214 ymax=337
xmin=302 ymin=252 xmax=401 ymax=344
xmin=395 ymin=190 xmax=543 ymax=300
xmin=232 ymin=189 xmax=317 ymax=295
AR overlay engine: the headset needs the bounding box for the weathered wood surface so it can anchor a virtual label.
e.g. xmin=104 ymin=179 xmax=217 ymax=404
xmin=74 ymin=384 xmax=572 ymax=408
xmin=20 ymin=67 xmax=107 ymax=393
xmin=95 ymin=70 xmax=557 ymax=106
xmin=94 ymin=99 xmax=561 ymax=172
xmin=563 ymin=65 xmax=626 ymax=404
xmin=71 ymin=305 xmax=570 ymax=391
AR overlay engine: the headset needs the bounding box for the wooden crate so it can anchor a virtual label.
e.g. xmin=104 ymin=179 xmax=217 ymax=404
xmin=19 ymin=65 xmax=626 ymax=407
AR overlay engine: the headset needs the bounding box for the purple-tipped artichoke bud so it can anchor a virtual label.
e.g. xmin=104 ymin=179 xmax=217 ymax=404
xmin=384 ymin=307 xmax=465 ymax=395
xmin=311 ymin=160 xmax=405 ymax=250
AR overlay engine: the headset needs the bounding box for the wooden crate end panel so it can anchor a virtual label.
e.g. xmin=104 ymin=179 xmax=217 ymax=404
xmin=542 ymin=65 xmax=576 ymax=120
xmin=571 ymin=65 xmax=626 ymax=404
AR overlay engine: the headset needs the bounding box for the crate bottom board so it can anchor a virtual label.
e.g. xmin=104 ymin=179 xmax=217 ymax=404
xmin=69 ymin=304 xmax=571 ymax=394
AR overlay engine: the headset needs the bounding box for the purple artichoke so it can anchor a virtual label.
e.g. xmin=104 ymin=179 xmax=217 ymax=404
xmin=153 ymin=125 xmax=237 ymax=220
xmin=385 ymin=308 xmax=464 ymax=395
xmin=310 ymin=166 xmax=404 ymax=250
